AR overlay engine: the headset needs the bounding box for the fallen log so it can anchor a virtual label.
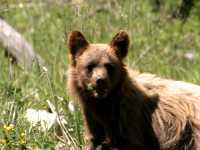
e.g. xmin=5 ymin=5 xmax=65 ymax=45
xmin=0 ymin=18 xmax=44 ymax=68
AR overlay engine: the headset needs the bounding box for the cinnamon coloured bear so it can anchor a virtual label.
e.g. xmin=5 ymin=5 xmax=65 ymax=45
xmin=67 ymin=31 xmax=200 ymax=150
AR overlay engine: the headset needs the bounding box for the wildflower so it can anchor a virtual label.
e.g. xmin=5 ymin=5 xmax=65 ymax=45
xmin=57 ymin=96 xmax=64 ymax=101
xmin=0 ymin=139 xmax=6 ymax=144
xmin=3 ymin=124 xmax=14 ymax=131
xmin=68 ymin=128 xmax=74 ymax=132
xmin=25 ymin=108 xmax=57 ymax=131
xmin=184 ymin=51 xmax=197 ymax=61
xmin=68 ymin=101 xmax=75 ymax=112
xmin=21 ymin=132 xmax=25 ymax=137
xmin=72 ymin=0 xmax=84 ymax=5
xmin=20 ymin=139 xmax=26 ymax=144
xmin=27 ymin=146 xmax=34 ymax=150
xmin=19 ymin=3 xmax=24 ymax=8
xmin=34 ymin=92 xmax=40 ymax=100
xmin=42 ymin=66 xmax=48 ymax=72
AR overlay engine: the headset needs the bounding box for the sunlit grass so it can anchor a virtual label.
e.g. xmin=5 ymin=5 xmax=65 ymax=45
xmin=0 ymin=0 xmax=200 ymax=149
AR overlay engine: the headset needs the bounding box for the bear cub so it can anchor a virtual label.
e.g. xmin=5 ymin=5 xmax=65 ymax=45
xmin=67 ymin=31 xmax=160 ymax=150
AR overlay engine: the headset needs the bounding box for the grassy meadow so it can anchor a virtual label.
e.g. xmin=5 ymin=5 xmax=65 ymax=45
xmin=0 ymin=0 xmax=200 ymax=149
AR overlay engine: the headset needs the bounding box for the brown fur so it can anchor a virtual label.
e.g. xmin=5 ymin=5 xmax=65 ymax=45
xmin=67 ymin=31 xmax=200 ymax=150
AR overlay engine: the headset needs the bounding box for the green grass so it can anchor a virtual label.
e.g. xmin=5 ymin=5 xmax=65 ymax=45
xmin=0 ymin=0 xmax=200 ymax=149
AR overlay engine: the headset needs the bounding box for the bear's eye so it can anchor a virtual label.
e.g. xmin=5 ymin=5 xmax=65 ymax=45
xmin=85 ymin=63 xmax=95 ymax=72
xmin=105 ymin=63 xmax=114 ymax=73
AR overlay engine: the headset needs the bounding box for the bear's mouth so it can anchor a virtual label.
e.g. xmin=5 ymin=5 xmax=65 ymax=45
xmin=93 ymin=88 xmax=108 ymax=99
xmin=86 ymin=83 xmax=108 ymax=99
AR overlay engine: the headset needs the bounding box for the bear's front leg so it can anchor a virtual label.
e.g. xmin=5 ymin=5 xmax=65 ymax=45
xmin=84 ymin=110 xmax=106 ymax=150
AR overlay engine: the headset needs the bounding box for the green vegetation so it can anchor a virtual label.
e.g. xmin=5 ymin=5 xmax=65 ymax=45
xmin=0 ymin=0 xmax=200 ymax=149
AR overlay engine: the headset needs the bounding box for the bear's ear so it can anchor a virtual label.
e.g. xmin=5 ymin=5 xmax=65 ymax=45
xmin=110 ymin=31 xmax=129 ymax=59
xmin=68 ymin=31 xmax=89 ymax=57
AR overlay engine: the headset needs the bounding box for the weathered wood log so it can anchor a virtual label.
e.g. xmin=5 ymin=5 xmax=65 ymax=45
xmin=0 ymin=18 xmax=44 ymax=67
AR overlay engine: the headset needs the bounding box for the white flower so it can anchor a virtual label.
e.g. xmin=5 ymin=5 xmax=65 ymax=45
xmin=25 ymin=108 xmax=57 ymax=131
xmin=68 ymin=101 xmax=75 ymax=112
xmin=57 ymin=96 xmax=64 ymax=101
xmin=34 ymin=92 xmax=40 ymax=100
xmin=72 ymin=0 xmax=84 ymax=5
xmin=184 ymin=52 xmax=196 ymax=61
xmin=42 ymin=66 xmax=48 ymax=72
xmin=19 ymin=3 xmax=24 ymax=8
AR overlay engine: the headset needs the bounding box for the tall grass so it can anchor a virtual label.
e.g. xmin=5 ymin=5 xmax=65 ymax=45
xmin=0 ymin=0 xmax=200 ymax=149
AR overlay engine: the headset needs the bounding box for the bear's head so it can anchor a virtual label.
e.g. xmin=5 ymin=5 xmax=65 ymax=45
xmin=68 ymin=31 xmax=129 ymax=99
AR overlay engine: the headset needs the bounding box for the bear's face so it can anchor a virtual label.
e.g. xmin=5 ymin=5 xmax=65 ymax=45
xmin=75 ymin=44 xmax=122 ymax=99
xmin=68 ymin=31 xmax=129 ymax=99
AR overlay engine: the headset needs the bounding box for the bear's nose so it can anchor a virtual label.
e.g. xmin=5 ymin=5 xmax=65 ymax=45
xmin=96 ymin=76 xmax=105 ymax=86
